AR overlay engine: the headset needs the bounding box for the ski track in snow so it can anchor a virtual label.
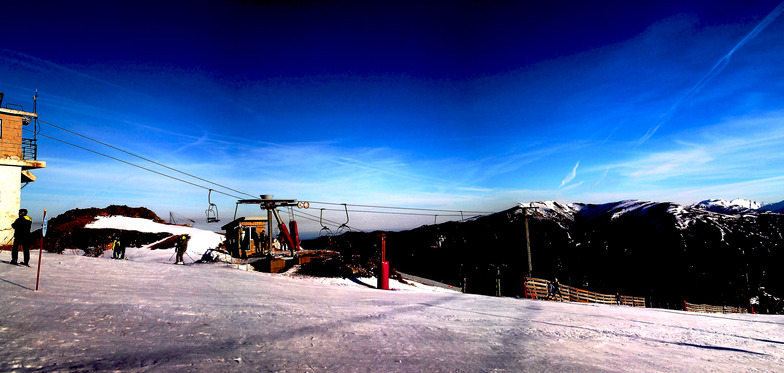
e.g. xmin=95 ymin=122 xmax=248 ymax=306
xmin=1 ymin=251 xmax=783 ymax=372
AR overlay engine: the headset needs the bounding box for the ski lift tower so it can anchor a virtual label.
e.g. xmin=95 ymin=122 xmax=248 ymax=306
xmin=233 ymin=195 xmax=309 ymax=256
xmin=0 ymin=92 xmax=46 ymax=247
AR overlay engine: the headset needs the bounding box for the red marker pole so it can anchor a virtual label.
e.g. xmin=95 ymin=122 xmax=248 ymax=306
xmin=377 ymin=234 xmax=389 ymax=290
xmin=35 ymin=209 xmax=47 ymax=291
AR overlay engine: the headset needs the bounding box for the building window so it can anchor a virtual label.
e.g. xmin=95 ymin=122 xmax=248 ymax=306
xmin=0 ymin=118 xmax=3 ymax=138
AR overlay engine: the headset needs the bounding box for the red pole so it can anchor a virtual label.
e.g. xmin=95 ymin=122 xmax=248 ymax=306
xmin=377 ymin=234 xmax=389 ymax=290
xmin=35 ymin=209 xmax=47 ymax=291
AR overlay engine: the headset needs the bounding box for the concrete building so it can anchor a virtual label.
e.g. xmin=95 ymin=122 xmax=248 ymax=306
xmin=0 ymin=94 xmax=46 ymax=247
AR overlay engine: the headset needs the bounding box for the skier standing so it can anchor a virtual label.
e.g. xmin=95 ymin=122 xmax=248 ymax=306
xmin=111 ymin=235 xmax=120 ymax=259
xmin=10 ymin=209 xmax=32 ymax=266
xmin=552 ymin=278 xmax=562 ymax=301
xmin=112 ymin=233 xmax=126 ymax=260
xmin=547 ymin=281 xmax=554 ymax=300
xmin=175 ymin=235 xmax=189 ymax=264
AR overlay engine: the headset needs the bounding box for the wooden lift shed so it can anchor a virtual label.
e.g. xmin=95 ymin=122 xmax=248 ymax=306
xmin=230 ymin=195 xmax=308 ymax=252
xmin=221 ymin=216 xmax=267 ymax=259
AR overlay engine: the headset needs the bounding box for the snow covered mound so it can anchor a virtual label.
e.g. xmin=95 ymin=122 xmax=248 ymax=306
xmin=693 ymin=198 xmax=763 ymax=214
xmin=85 ymin=216 xmax=224 ymax=264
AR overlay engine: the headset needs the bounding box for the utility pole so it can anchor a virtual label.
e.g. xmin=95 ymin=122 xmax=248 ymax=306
xmin=523 ymin=207 xmax=533 ymax=278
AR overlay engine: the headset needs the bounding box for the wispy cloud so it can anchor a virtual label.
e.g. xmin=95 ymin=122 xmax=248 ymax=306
xmin=625 ymin=147 xmax=713 ymax=180
xmin=637 ymin=1 xmax=784 ymax=144
xmin=597 ymin=112 xmax=784 ymax=203
xmin=560 ymin=161 xmax=580 ymax=187
xmin=0 ymin=48 xmax=147 ymax=97
xmin=585 ymin=175 xmax=784 ymax=206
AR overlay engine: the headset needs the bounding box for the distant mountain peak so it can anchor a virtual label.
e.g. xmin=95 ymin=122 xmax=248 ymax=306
xmin=693 ymin=198 xmax=763 ymax=214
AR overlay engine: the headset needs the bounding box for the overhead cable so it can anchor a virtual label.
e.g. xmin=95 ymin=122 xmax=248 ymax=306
xmin=26 ymin=128 xmax=245 ymax=200
xmin=37 ymin=119 xmax=257 ymax=199
xmin=31 ymin=122 xmax=492 ymax=225
xmin=307 ymin=200 xmax=492 ymax=215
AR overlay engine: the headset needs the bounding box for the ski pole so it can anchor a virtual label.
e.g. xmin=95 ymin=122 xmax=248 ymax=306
xmin=36 ymin=209 xmax=48 ymax=291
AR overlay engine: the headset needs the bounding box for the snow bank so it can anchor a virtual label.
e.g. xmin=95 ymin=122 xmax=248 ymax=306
xmin=283 ymin=269 xmax=459 ymax=294
xmin=85 ymin=215 xmax=224 ymax=263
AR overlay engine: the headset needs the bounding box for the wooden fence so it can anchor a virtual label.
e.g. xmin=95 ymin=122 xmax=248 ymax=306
xmin=684 ymin=301 xmax=748 ymax=314
xmin=524 ymin=277 xmax=646 ymax=308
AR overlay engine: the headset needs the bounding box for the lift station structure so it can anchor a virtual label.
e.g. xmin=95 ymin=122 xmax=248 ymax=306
xmin=0 ymin=93 xmax=45 ymax=247
xmin=222 ymin=195 xmax=308 ymax=260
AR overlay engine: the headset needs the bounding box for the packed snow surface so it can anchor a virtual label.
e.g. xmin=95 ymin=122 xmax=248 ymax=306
xmin=1 ymin=251 xmax=783 ymax=372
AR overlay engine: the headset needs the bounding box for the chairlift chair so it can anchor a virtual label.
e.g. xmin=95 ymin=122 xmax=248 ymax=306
xmin=206 ymin=189 xmax=220 ymax=223
xmin=318 ymin=208 xmax=333 ymax=237
xmin=336 ymin=203 xmax=352 ymax=235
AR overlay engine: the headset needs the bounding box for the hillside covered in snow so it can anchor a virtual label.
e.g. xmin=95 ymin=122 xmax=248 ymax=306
xmin=29 ymin=205 xmax=225 ymax=264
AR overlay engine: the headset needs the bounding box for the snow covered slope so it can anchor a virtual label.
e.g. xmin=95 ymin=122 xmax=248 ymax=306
xmin=693 ymin=198 xmax=764 ymax=214
xmin=1 ymin=252 xmax=782 ymax=372
xmin=85 ymin=216 xmax=224 ymax=263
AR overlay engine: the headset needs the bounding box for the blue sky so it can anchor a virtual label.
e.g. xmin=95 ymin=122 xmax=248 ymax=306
xmin=2 ymin=0 xmax=784 ymax=234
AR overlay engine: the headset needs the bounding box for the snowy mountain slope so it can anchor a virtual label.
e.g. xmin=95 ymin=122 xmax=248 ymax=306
xmin=693 ymin=198 xmax=764 ymax=214
xmin=760 ymin=200 xmax=784 ymax=214
xmin=85 ymin=216 xmax=224 ymax=263
xmin=1 ymin=252 xmax=782 ymax=372
xmin=308 ymin=199 xmax=784 ymax=313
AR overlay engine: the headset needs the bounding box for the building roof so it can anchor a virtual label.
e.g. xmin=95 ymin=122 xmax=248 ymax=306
xmin=0 ymin=107 xmax=37 ymax=117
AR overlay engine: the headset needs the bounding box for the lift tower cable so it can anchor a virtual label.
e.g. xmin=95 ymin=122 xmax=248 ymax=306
xmin=37 ymin=119 xmax=257 ymax=199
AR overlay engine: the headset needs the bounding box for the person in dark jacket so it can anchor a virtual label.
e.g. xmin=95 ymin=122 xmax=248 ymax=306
xmin=116 ymin=233 xmax=126 ymax=260
xmin=547 ymin=281 xmax=555 ymax=300
xmin=175 ymin=235 xmax=189 ymax=264
xmin=552 ymin=278 xmax=562 ymax=301
xmin=11 ymin=209 xmax=32 ymax=266
xmin=111 ymin=234 xmax=126 ymax=260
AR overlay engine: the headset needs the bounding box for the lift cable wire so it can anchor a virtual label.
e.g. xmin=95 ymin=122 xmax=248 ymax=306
xmin=25 ymin=128 xmax=246 ymax=200
xmin=314 ymin=207 xmax=471 ymax=218
xmin=29 ymin=122 xmax=493 ymax=224
xmin=33 ymin=124 xmax=359 ymax=229
xmin=285 ymin=209 xmax=364 ymax=233
xmin=37 ymin=119 xmax=258 ymax=199
xmin=306 ymin=200 xmax=492 ymax=215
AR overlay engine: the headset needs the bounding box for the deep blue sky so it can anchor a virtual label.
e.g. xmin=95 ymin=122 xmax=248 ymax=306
xmin=3 ymin=0 xmax=784 ymax=233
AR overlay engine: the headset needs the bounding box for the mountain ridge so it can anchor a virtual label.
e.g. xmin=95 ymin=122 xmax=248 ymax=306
xmin=305 ymin=197 xmax=784 ymax=313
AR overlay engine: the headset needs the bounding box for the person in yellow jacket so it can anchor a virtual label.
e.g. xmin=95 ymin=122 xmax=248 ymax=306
xmin=175 ymin=235 xmax=189 ymax=264
xmin=111 ymin=234 xmax=126 ymax=260
xmin=11 ymin=209 xmax=33 ymax=266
